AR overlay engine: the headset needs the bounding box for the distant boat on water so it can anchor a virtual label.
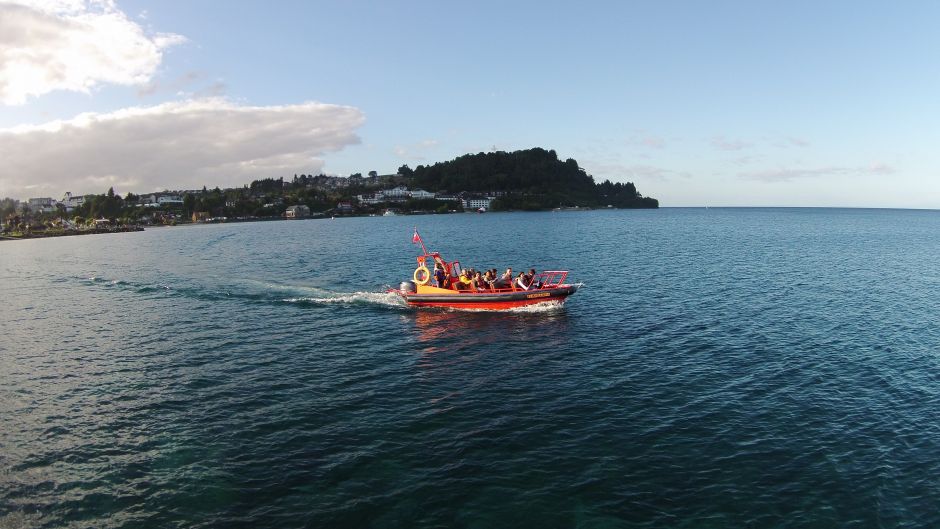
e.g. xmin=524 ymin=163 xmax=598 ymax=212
xmin=383 ymin=209 xmax=398 ymax=216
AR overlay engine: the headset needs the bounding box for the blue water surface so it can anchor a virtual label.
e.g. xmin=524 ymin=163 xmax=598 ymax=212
xmin=2 ymin=208 xmax=940 ymax=528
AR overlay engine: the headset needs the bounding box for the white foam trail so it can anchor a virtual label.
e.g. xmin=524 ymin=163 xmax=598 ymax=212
xmin=241 ymin=279 xmax=332 ymax=297
xmin=283 ymin=291 xmax=408 ymax=308
xmin=506 ymin=300 xmax=567 ymax=313
xmin=428 ymin=300 xmax=568 ymax=314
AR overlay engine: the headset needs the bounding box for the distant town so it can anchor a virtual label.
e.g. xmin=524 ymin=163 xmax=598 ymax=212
xmin=0 ymin=172 xmax=483 ymax=239
xmin=1 ymin=148 xmax=658 ymax=240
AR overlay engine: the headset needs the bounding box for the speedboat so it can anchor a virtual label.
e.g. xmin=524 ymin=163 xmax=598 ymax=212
xmin=390 ymin=231 xmax=580 ymax=310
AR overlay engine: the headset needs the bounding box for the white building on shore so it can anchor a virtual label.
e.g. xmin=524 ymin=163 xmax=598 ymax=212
xmin=61 ymin=192 xmax=85 ymax=212
xmin=462 ymin=197 xmax=492 ymax=210
xmin=356 ymin=187 xmax=438 ymax=204
xmin=157 ymin=195 xmax=183 ymax=205
xmin=28 ymin=197 xmax=58 ymax=214
xmin=409 ymin=189 xmax=435 ymax=200
xmin=285 ymin=205 xmax=310 ymax=218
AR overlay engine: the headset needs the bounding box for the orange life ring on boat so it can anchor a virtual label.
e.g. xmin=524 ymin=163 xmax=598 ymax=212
xmin=414 ymin=265 xmax=431 ymax=285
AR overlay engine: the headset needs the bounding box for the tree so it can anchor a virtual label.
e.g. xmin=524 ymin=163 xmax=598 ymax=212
xmin=183 ymin=194 xmax=196 ymax=215
xmin=368 ymin=170 xmax=378 ymax=178
xmin=0 ymin=197 xmax=17 ymax=218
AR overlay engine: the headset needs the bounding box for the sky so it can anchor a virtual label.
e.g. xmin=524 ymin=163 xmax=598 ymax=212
xmin=1 ymin=0 xmax=939 ymax=208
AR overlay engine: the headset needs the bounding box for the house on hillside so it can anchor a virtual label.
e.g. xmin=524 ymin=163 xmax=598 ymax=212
xmin=28 ymin=197 xmax=58 ymax=214
xmin=157 ymin=195 xmax=183 ymax=206
xmin=285 ymin=205 xmax=310 ymax=219
xmin=383 ymin=186 xmax=410 ymax=200
xmin=61 ymin=192 xmax=85 ymax=212
xmin=357 ymin=192 xmax=382 ymax=205
xmin=409 ymin=189 xmax=434 ymax=199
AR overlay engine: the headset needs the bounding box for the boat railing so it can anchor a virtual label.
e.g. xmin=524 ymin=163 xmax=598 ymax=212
xmin=537 ymin=271 xmax=568 ymax=288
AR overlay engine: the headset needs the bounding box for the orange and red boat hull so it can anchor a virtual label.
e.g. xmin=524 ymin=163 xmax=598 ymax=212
xmin=394 ymin=284 xmax=579 ymax=310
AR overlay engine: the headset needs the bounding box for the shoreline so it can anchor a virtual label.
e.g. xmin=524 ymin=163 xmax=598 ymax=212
xmin=0 ymin=226 xmax=144 ymax=241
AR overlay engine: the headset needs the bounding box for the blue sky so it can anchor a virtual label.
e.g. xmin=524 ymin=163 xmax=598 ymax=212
xmin=2 ymin=1 xmax=939 ymax=207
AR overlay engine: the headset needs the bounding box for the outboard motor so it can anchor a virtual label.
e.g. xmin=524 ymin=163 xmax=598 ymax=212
xmin=399 ymin=280 xmax=417 ymax=294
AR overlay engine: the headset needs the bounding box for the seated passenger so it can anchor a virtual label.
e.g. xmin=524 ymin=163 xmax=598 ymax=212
xmin=473 ymin=271 xmax=487 ymax=291
xmin=497 ymin=268 xmax=513 ymax=288
xmin=528 ymin=268 xmax=542 ymax=289
xmin=515 ymin=271 xmax=531 ymax=290
xmin=456 ymin=270 xmax=473 ymax=291
xmin=483 ymin=270 xmax=496 ymax=290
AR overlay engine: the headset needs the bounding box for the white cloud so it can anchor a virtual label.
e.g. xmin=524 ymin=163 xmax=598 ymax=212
xmin=582 ymin=161 xmax=691 ymax=182
xmin=0 ymin=0 xmax=184 ymax=105
xmin=0 ymin=98 xmax=365 ymax=198
xmin=623 ymin=133 xmax=666 ymax=150
xmin=740 ymin=163 xmax=896 ymax=182
xmin=784 ymin=136 xmax=811 ymax=148
xmin=710 ymin=136 xmax=753 ymax=151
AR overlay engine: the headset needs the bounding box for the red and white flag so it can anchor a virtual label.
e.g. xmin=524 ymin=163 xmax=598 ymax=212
xmin=412 ymin=229 xmax=422 ymax=244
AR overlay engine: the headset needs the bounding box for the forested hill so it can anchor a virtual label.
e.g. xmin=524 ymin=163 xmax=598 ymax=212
xmin=402 ymin=148 xmax=658 ymax=210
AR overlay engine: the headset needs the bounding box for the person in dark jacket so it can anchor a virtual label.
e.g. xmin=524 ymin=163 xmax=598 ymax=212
xmin=434 ymin=264 xmax=447 ymax=288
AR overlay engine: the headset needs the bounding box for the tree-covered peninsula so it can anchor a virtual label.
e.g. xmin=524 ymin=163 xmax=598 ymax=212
xmin=404 ymin=148 xmax=658 ymax=210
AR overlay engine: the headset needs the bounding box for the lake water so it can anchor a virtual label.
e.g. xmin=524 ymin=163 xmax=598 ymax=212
xmin=2 ymin=208 xmax=940 ymax=528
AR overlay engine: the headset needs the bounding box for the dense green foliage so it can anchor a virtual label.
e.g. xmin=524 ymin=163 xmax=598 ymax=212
xmin=74 ymin=187 xmax=127 ymax=219
xmin=0 ymin=198 xmax=17 ymax=219
xmin=408 ymin=148 xmax=658 ymax=210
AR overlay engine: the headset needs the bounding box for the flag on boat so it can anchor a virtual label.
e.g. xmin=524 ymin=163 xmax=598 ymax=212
xmin=412 ymin=228 xmax=428 ymax=254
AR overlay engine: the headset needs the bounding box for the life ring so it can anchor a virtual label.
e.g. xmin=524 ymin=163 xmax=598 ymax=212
xmin=414 ymin=265 xmax=431 ymax=285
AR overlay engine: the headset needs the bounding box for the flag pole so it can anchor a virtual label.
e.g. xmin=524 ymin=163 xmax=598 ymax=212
xmin=414 ymin=227 xmax=429 ymax=255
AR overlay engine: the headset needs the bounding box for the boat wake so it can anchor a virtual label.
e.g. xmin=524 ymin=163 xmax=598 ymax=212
xmin=79 ymin=274 xmax=570 ymax=313
xmin=282 ymin=291 xmax=408 ymax=309
xmin=78 ymin=275 xmax=408 ymax=309
xmin=505 ymin=300 xmax=567 ymax=313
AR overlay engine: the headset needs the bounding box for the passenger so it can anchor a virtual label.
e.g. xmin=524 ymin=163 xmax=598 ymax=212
xmin=473 ymin=271 xmax=486 ymax=291
xmin=484 ymin=270 xmax=497 ymax=290
xmin=528 ymin=268 xmax=541 ymax=289
xmin=514 ymin=271 xmax=531 ymax=290
xmin=434 ymin=264 xmax=447 ymax=288
xmin=498 ymin=268 xmax=513 ymax=288
xmin=456 ymin=270 xmax=473 ymax=291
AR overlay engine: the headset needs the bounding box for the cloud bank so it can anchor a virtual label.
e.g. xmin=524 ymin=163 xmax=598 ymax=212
xmin=739 ymin=162 xmax=895 ymax=182
xmin=0 ymin=99 xmax=365 ymax=198
xmin=583 ymin=162 xmax=691 ymax=182
xmin=0 ymin=0 xmax=184 ymax=105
